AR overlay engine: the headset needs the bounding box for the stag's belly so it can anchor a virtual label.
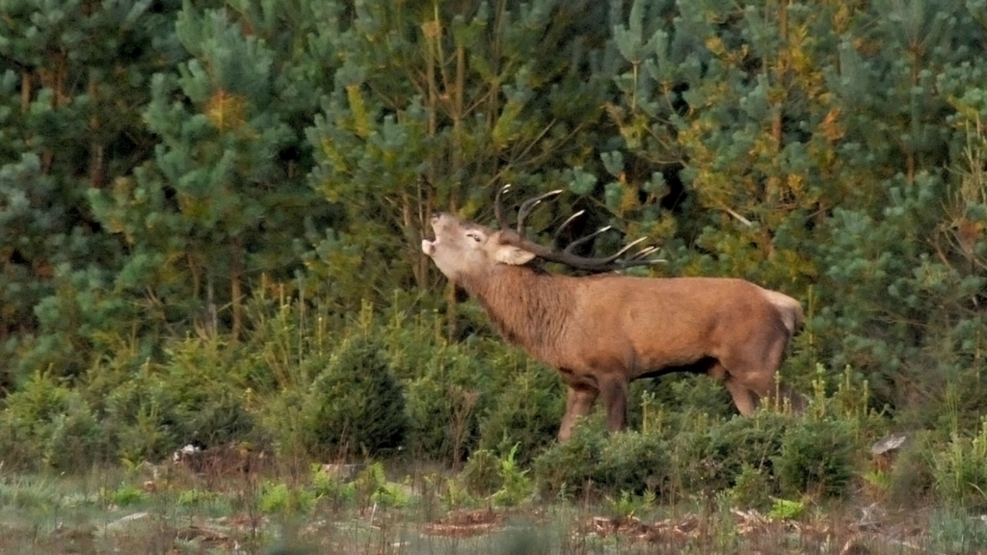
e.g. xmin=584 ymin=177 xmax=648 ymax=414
xmin=552 ymin=349 xmax=717 ymax=391
xmin=550 ymin=328 xmax=711 ymax=380
xmin=633 ymin=357 xmax=721 ymax=380
xmin=556 ymin=366 xmax=602 ymax=389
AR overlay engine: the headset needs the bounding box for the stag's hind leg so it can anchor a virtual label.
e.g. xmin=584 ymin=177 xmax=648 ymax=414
xmin=710 ymin=361 xmax=757 ymax=416
xmin=724 ymin=378 xmax=758 ymax=416
xmin=599 ymin=375 xmax=630 ymax=434
xmin=718 ymin=333 xmax=791 ymax=414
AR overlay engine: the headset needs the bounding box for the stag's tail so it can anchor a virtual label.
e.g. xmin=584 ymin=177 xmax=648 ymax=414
xmin=761 ymin=290 xmax=804 ymax=337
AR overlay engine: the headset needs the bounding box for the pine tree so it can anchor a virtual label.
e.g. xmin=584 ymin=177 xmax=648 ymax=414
xmin=0 ymin=0 xmax=186 ymax=381
xmin=606 ymin=0 xmax=859 ymax=288
xmin=304 ymin=0 xmax=618 ymax=334
xmin=89 ymin=1 xmax=338 ymax=340
xmin=815 ymin=1 xmax=987 ymax=416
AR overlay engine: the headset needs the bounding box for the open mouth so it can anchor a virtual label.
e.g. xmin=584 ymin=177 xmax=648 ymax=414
xmin=421 ymin=236 xmax=438 ymax=256
xmin=422 ymin=214 xmax=442 ymax=256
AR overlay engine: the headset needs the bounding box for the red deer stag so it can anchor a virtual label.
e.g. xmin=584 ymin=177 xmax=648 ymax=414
xmin=421 ymin=186 xmax=804 ymax=441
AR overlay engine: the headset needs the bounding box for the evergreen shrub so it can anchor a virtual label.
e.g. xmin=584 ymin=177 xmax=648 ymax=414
xmin=531 ymin=417 xmax=678 ymax=499
xmin=43 ymin=401 xmax=106 ymax=470
xmin=704 ymin=412 xmax=791 ymax=487
xmin=478 ymin=364 xmax=564 ymax=464
xmin=775 ymin=418 xmax=856 ymax=497
xmin=0 ymin=371 xmax=110 ymax=470
xmin=460 ymin=449 xmax=502 ymax=497
xmin=403 ymin=345 xmax=486 ymax=464
xmin=532 ymin=417 xmax=606 ymax=498
xmin=729 ymin=464 xmax=772 ymax=510
xmin=666 ymin=416 xmax=722 ymax=495
xmin=596 ymin=430 xmax=669 ymax=495
xmin=98 ymin=338 xmax=257 ymax=462
xmin=296 ymin=335 xmax=409 ymax=458
xmin=261 ymin=386 xmax=310 ymax=461
xmin=637 ymin=375 xmax=736 ymax=422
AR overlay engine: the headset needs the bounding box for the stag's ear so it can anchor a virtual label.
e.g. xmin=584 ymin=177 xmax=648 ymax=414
xmin=494 ymin=244 xmax=537 ymax=266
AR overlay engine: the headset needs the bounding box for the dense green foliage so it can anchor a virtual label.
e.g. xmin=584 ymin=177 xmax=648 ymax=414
xmin=294 ymin=335 xmax=409 ymax=457
xmin=3 ymin=0 xmax=987 ymax=511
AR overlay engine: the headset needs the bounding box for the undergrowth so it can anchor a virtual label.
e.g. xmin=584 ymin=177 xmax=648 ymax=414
xmin=0 ymin=297 xmax=985 ymax=516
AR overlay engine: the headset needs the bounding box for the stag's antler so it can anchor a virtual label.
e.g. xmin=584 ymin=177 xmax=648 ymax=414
xmin=494 ymin=184 xmax=662 ymax=272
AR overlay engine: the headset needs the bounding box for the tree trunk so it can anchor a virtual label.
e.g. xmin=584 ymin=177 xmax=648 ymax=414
xmin=230 ymin=237 xmax=244 ymax=341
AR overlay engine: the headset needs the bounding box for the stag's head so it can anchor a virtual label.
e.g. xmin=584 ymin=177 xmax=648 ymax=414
xmin=422 ymin=185 xmax=662 ymax=281
xmin=421 ymin=213 xmax=536 ymax=281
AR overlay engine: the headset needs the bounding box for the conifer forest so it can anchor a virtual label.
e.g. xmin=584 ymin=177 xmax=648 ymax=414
xmin=4 ymin=0 xmax=987 ymax=553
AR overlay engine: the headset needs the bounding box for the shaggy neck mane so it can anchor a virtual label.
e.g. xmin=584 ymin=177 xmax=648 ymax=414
xmin=457 ymin=264 xmax=573 ymax=358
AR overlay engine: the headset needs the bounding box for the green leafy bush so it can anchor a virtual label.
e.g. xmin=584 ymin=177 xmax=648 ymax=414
xmin=353 ymin=462 xmax=408 ymax=508
xmin=670 ymin=411 xmax=790 ymax=495
xmin=104 ymin=484 xmax=148 ymax=507
xmin=768 ymin=497 xmax=806 ymax=520
xmin=605 ymin=490 xmax=657 ymax=520
xmin=596 ymin=430 xmax=669 ymax=495
xmin=310 ymin=464 xmax=356 ymax=505
xmin=258 ymin=481 xmax=315 ymax=515
xmin=729 ymin=464 xmax=772 ymax=510
xmin=460 ymin=449 xmax=502 ymax=497
xmin=775 ymin=418 xmax=857 ymax=497
xmin=491 ymin=445 xmax=533 ymax=507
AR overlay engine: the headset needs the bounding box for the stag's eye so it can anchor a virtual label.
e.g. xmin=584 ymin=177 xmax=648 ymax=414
xmin=467 ymin=232 xmax=482 ymax=243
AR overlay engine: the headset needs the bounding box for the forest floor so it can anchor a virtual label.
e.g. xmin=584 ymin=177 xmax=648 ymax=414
xmin=0 ymin=460 xmax=982 ymax=555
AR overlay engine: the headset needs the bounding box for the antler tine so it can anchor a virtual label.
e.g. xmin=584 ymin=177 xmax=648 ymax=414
xmin=494 ymin=184 xmax=512 ymax=229
xmin=563 ymin=226 xmax=612 ymax=255
xmin=588 ymin=236 xmax=649 ymax=265
xmin=503 ymin=229 xmax=662 ymax=271
xmin=516 ymin=189 xmax=563 ymax=234
xmin=493 ymin=187 xmax=662 ymax=272
xmin=628 ymin=245 xmax=662 ymax=262
xmin=555 ymin=218 xmax=664 ymax=267
xmin=553 ymin=210 xmax=585 ymax=244
xmin=564 ymin=237 xmax=661 ymax=270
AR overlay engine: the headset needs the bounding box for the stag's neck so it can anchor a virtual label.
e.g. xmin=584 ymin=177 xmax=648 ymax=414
xmin=458 ymin=265 xmax=572 ymax=360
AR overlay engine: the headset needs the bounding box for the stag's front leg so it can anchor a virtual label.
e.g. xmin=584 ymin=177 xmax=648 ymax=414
xmin=558 ymin=386 xmax=598 ymax=442
xmin=599 ymin=375 xmax=629 ymax=433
